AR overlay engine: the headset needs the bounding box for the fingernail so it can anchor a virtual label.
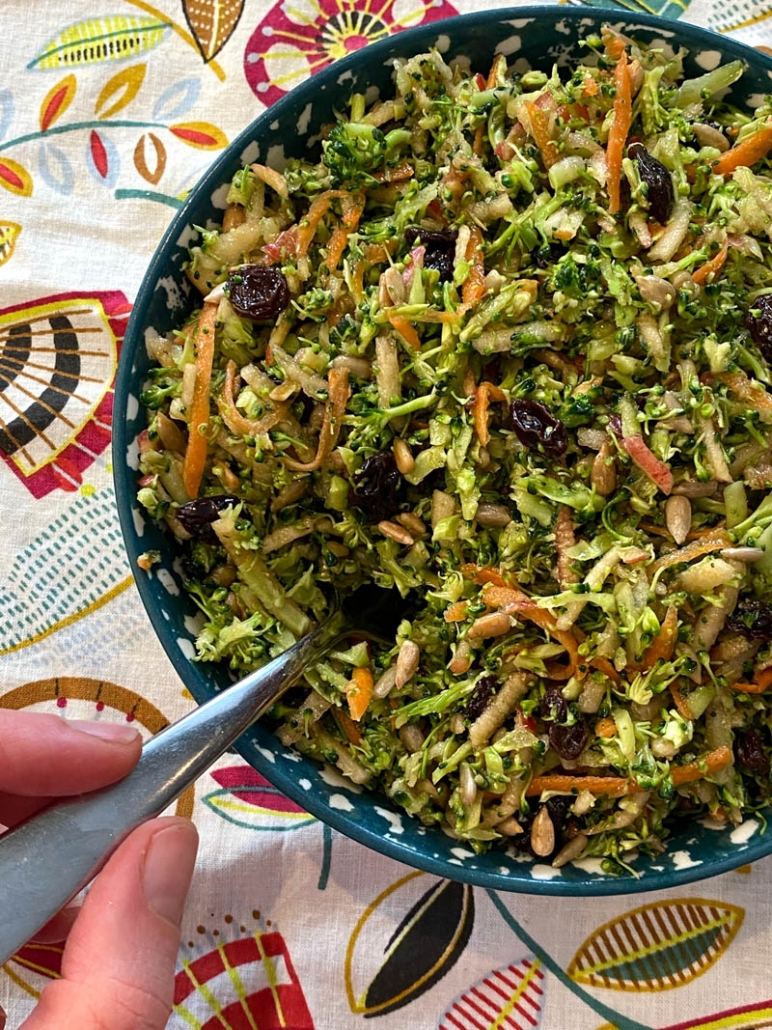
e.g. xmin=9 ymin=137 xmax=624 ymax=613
xmin=68 ymin=719 xmax=141 ymax=745
xmin=143 ymin=822 xmax=199 ymax=927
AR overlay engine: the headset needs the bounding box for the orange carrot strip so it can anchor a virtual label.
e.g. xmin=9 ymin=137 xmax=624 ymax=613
xmin=671 ymin=746 xmax=732 ymax=786
xmin=712 ymin=121 xmax=772 ymax=176
xmin=669 ymin=682 xmax=694 ymax=722
xmin=325 ymin=193 xmax=364 ymax=271
xmin=472 ymin=382 xmax=506 ymax=447
xmin=651 ymin=528 xmax=732 ymax=574
xmin=731 ymin=667 xmax=772 ymax=693
xmin=692 ymin=245 xmax=729 ymax=286
xmin=296 ymin=189 xmax=352 ymax=257
xmin=333 ymin=706 xmax=363 ymax=745
xmin=346 ymin=666 xmax=374 ymax=722
xmin=526 ymin=775 xmax=636 ymax=798
xmin=589 ymin=656 xmax=621 ymax=686
xmin=606 ymin=51 xmax=633 ymax=215
xmin=484 ymin=585 xmax=581 ymax=678
xmin=218 ymin=360 xmax=287 ymax=438
xmin=461 ymin=564 xmax=515 ymax=588
xmin=604 ymin=33 xmax=626 ymax=60
xmin=444 ymin=600 xmax=470 ymax=623
xmin=373 ymin=163 xmax=414 ymax=183
xmin=524 ymin=100 xmax=559 ymax=169
xmin=182 ymin=302 xmax=218 ymax=499
xmin=642 ymin=605 xmax=679 ymax=669
xmin=583 ymin=75 xmax=599 ymax=98
xmin=595 ymin=717 xmax=617 ymax=739
xmin=388 ymin=314 xmax=421 ymax=351
xmin=284 ymin=366 xmax=350 ymax=472
xmin=462 ymin=226 xmax=486 ymax=307
xmin=718 ymin=371 xmax=772 ymax=423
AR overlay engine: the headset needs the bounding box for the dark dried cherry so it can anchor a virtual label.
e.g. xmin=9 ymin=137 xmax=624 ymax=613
xmin=734 ymin=728 xmax=771 ymax=778
xmin=466 ymin=675 xmax=497 ymax=721
xmin=628 ymin=142 xmax=674 ymax=225
xmin=727 ymin=600 xmax=772 ymax=641
xmin=227 ymin=265 xmax=290 ymax=322
xmin=745 ymin=294 xmax=772 ymax=363
xmin=176 ymin=494 xmax=241 ymax=538
xmin=510 ymin=399 xmax=568 ymax=458
xmin=405 ymin=227 xmax=458 ymax=283
xmin=549 ymin=719 xmax=590 ymax=761
xmin=351 ymin=453 xmax=401 ymax=523
xmin=541 ymin=683 xmax=569 ymax=724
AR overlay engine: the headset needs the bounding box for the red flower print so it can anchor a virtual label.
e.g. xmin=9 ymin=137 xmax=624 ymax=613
xmin=244 ymin=0 xmax=458 ymax=107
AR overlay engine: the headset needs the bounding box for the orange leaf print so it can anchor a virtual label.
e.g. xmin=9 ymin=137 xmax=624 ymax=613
xmin=133 ymin=132 xmax=167 ymax=185
xmin=39 ymin=74 xmax=77 ymax=132
xmin=169 ymin=120 xmax=228 ymax=149
xmin=95 ymin=63 xmax=146 ymax=119
xmin=0 ymin=158 xmax=32 ymax=197
xmin=183 ymin=0 xmax=245 ymax=62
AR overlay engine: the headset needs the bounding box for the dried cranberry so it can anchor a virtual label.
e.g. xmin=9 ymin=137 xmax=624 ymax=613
xmin=734 ymin=728 xmax=770 ymax=778
xmin=176 ymin=495 xmax=241 ymax=538
xmin=227 ymin=266 xmax=290 ymax=322
xmin=541 ymin=683 xmax=568 ymax=723
xmin=727 ymin=600 xmax=772 ymax=641
xmin=466 ymin=675 xmax=497 ymax=721
xmin=628 ymin=142 xmax=674 ymax=225
xmin=510 ymin=399 xmax=568 ymax=457
xmin=549 ymin=719 xmax=590 ymax=761
xmin=405 ymin=227 xmax=458 ymax=283
xmin=351 ymin=453 xmax=401 ymax=523
xmin=746 ymin=294 xmax=772 ymax=363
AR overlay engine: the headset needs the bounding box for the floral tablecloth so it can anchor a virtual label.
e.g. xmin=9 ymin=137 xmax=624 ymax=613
xmin=1 ymin=1 xmax=771 ymax=1027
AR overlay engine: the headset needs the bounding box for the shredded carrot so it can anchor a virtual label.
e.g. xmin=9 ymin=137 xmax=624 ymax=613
xmin=460 ymin=564 xmax=514 ymax=588
xmin=218 ymin=360 xmax=287 ymax=438
xmin=712 ymin=120 xmax=772 ymax=176
xmin=284 ymin=366 xmax=350 ymax=472
xmin=731 ymin=667 xmax=772 ymax=693
xmin=387 ymin=314 xmax=421 ymax=351
xmin=182 ymin=302 xmax=218 ymax=499
xmin=606 ymin=51 xmax=633 ymax=215
xmin=651 ymin=528 xmax=733 ymax=574
xmin=604 ymin=33 xmax=627 ymax=60
xmin=589 ymin=656 xmax=622 ymax=686
xmin=595 ymin=717 xmax=617 ymax=739
xmin=296 ymin=189 xmax=352 ymax=257
xmin=621 ymin=433 xmax=673 ymax=494
xmin=642 ymin=605 xmax=679 ymax=669
xmin=523 ymin=100 xmax=559 ymax=169
xmin=346 ymin=666 xmax=374 ymax=722
xmin=472 ymin=381 xmax=506 ymax=447
xmin=333 ymin=706 xmax=363 ymax=745
xmin=484 ymin=585 xmax=582 ymax=679
xmin=373 ymin=163 xmax=414 ymax=183
xmin=462 ymin=226 xmax=486 ymax=307
xmin=526 ymin=774 xmax=636 ymax=798
xmin=692 ymin=244 xmax=729 ymax=286
xmin=583 ymin=75 xmax=599 ymax=98
xmin=669 ymin=682 xmax=694 ymax=722
xmin=325 ymin=192 xmax=365 ymax=271
xmin=444 ymin=600 xmax=470 ymax=623
xmin=671 ymin=746 xmax=732 ymax=786
xmin=718 ymin=371 xmax=772 ymax=423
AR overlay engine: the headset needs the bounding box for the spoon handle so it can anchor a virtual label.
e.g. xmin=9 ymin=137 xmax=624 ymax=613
xmin=0 ymin=617 xmax=339 ymax=965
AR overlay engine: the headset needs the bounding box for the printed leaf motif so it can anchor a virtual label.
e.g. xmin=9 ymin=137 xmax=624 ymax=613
xmin=0 ymin=158 xmax=32 ymax=197
xmin=95 ymin=63 xmax=146 ymax=119
xmin=28 ymin=15 xmax=170 ymax=71
xmin=183 ymin=0 xmax=245 ymax=62
xmin=660 ymin=998 xmax=772 ymax=1029
xmin=39 ymin=74 xmax=76 ymax=132
xmin=345 ymin=872 xmax=474 ymax=1017
xmin=10 ymin=941 xmax=64 ymax=981
xmin=567 ymin=898 xmax=744 ymax=992
xmin=38 ymin=143 xmax=74 ymax=195
xmin=0 ymin=90 xmax=14 ymax=141
xmin=87 ymin=130 xmax=119 ymax=187
xmin=0 ymin=222 xmax=21 ymax=267
xmin=133 ymin=132 xmax=167 ymax=185
xmin=169 ymin=121 xmax=228 ymax=150
xmin=152 ymin=78 xmax=201 ymax=121
xmin=438 ymin=958 xmax=545 ymax=1030
xmin=174 ymin=929 xmax=314 ymax=1029
xmin=204 ymin=765 xmax=316 ymax=831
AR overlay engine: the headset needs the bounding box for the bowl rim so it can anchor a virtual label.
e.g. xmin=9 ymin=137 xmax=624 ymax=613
xmin=114 ymin=5 xmax=772 ymax=895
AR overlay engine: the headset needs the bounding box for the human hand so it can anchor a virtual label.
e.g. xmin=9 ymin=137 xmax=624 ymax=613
xmin=0 ymin=711 xmax=199 ymax=1030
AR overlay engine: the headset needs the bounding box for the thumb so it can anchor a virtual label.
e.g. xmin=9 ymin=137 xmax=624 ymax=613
xmin=21 ymin=818 xmax=198 ymax=1030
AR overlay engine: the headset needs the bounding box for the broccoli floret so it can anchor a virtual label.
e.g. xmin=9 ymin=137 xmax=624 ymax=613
xmin=293 ymin=287 xmax=334 ymax=322
xmin=329 ymin=314 xmax=358 ymax=348
xmin=140 ymin=380 xmax=182 ymax=410
xmin=323 ymin=122 xmax=388 ymax=187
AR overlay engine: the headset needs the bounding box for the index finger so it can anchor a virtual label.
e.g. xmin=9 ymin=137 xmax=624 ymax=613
xmin=0 ymin=711 xmax=142 ymax=796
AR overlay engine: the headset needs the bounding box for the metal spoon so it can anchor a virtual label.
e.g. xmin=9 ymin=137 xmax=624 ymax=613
xmin=0 ymin=584 xmax=405 ymax=964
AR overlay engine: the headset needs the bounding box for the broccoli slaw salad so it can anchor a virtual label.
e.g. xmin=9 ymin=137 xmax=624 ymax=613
xmin=137 ymin=25 xmax=772 ymax=874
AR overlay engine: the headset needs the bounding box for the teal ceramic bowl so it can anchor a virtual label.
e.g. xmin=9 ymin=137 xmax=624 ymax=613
xmin=114 ymin=6 xmax=772 ymax=894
